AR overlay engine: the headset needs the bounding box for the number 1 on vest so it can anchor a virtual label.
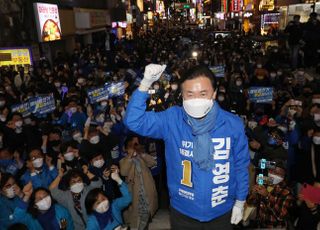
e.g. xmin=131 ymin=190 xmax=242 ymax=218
xmin=181 ymin=160 xmax=193 ymax=187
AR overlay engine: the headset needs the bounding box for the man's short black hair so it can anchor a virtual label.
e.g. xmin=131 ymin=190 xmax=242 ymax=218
xmin=181 ymin=65 xmax=216 ymax=90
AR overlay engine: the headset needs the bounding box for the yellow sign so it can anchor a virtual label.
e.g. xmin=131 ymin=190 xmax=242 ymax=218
xmin=0 ymin=48 xmax=32 ymax=66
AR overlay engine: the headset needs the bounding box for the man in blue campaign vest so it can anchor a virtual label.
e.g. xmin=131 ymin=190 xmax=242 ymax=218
xmin=124 ymin=64 xmax=250 ymax=229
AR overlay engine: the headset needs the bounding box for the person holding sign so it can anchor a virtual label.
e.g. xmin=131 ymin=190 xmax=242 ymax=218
xmin=124 ymin=64 xmax=250 ymax=229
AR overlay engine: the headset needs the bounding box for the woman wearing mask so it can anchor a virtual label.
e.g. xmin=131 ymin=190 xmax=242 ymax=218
xmin=13 ymin=185 xmax=74 ymax=230
xmin=60 ymin=141 xmax=85 ymax=172
xmin=0 ymin=173 xmax=26 ymax=229
xmin=49 ymin=168 xmax=102 ymax=230
xmin=85 ymin=169 xmax=132 ymax=230
xmin=21 ymin=148 xmax=58 ymax=189
xmin=88 ymin=152 xmax=119 ymax=200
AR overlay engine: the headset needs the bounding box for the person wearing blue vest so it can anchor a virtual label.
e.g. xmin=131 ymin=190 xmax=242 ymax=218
xmin=85 ymin=169 xmax=132 ymax=230
xmin=0 ymin=173 xmax=25 ymax=230
xmin=124 ymin=64 xmax=250 ymax=229
xmin=12 ymin=184 xmax=74 ymax=230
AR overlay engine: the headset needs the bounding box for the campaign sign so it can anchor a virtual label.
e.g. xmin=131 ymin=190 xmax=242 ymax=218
xmin=108 ymin=82 xmax=126 ymax=97
xmin=29 ymin=94 xmax=56 ymax=115
xmin=248 ymin=87 xmax=273 ymax=103
xmin=210 ymin=65 xmax=225 ymax=78
xmin=87 ymin=85 xmax=109 ymax=104
xmin=11 ymin=102 xmax=31 ymax=117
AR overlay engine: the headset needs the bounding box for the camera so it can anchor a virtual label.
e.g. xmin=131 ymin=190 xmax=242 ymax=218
xmin=256 ymin=173 xmax=273 ymax=185
xmin=258 ymin=158 xmax=276 ymax=170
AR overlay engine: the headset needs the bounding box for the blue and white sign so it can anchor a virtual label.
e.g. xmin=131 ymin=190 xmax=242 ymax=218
xmin=87 ymin=85 xmax=109 ymax=104
xmin=210 ymin=65 xmax=225 ymax=78
xmin=108 ymin=82 xmax=126 ymax=97
xmin=248 ymin=87 xmax=273 ymax=103
xmin=29 ymin=94 xmax=56 ymax=115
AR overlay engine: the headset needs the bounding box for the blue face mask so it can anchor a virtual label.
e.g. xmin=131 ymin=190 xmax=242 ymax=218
xmin=268 ymin=137 xmax=278 ymax=146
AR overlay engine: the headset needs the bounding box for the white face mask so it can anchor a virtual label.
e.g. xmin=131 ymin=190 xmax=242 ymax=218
xmin=64 ymin=152 xmax=75 ymax=161
xmin=278 ymin=126 xmax=288 ymax=133
xmin=70 ymin=107 xmax=77 ymax=114
xmin=73 ymin=133 xmax=82 ymax=143
xmin=312 ymin=99 xmax=320 ymax=105
xmin=93 ymin=159 xmax=105 ymax=168
xmin=32 ymin=158 xmax=44 ymax=168
xmin=100 ymin=101 xmax=108 ymax=107
xmin=90 ymin=136 xmax=100 ymax=144
xmin=183 ymin=98 xmax=213 ymax=118
xmin=24 ymin=118 xmax=32 ymax=125
xmin=54 ymin=82 xmax=61 ymax=88
xmin=314 ymin=114 xmax=320 ymax=122
xmin=236 ymin=80 xmax=243 ymax=86
xmin=171 ymin=85 xmax=178 ymax=91
xmin=15 ymin=121 xmax=23 ymax=128
xmin=95 ymin=200 xmax=110 ymax=213
xmin=268 ymin=173 xmax=284 ymax=185
xmin=0 ymin=101 xmax=5 ymax=107
xmin=248 ymin=121 xmax=258 ymax=130
xmin=257 ymin=64 xmax=262 ymax=68
xmin=36 ymin=196 xmax=52 ymax=211
xmin=313 ymin=136 xmax=320 ymax=145
xmin=270 ymin=73 xmax=277 ymax=78
xmin=70 ymin=182 xmax=84 ymax=193
xmin=5 ymin=186 xmax=16 ymax=199
xmin=217 ymin=95 xmax=225 ymax=102
xmin=0 ymin=115 xmax=6 ymax=122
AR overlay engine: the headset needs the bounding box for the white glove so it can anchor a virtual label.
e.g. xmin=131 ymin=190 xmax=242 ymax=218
xmin=231 ymin=200 xmax=245 ymax=225
xmin=111 ymin=170 xmax=122 ymax=185
xmin=139 ymin=64 xmax=166 ymax=90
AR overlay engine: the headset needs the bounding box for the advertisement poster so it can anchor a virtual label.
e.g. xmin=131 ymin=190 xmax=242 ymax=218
xmin=33 ymin=3 xmax=62 ymax=42
xmin=0 ymin=47 xmax=32 ymax=66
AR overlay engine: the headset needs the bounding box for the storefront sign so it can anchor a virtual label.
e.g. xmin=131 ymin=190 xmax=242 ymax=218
xmin=0 ymin=47 xmax=32 ymax=66
xmin=261 ymin=13 xmax=279 ymax=25
xmin=33 ymin=3 xmax=62 ymax=42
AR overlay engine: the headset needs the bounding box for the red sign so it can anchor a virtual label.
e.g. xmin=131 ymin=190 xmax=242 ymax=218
xmin=232 ymin=0 xmax=241 ymax=12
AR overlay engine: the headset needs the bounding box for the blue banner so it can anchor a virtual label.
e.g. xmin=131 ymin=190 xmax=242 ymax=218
xmin=87 ymin=85 xmax=109 ymax=104
xmin=248 ymin=87 xmax=273 ymax=103
xmin=108 ymin=82 xmax=126 ymax=97
xmin=29 ymin=94 xmax=56 ymax=115
xmin=11 ymin=94 xmax=55 ymax=117
xmin=210 ymin=65 xmax=225 ymax=78
xmin=11 ymin=102 xmax=31 ymax=117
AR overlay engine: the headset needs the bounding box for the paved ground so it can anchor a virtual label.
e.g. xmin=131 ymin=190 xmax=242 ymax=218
xmin=149 ymin=209 xmax=171 ymax=230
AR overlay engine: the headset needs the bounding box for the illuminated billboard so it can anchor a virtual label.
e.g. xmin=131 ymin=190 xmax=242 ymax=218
xmin=33 ymin=3 xmax=62 ymax=42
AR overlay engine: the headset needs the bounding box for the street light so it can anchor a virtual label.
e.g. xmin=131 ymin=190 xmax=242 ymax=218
xmin=192 ymin=51 xmax=198 ymax=58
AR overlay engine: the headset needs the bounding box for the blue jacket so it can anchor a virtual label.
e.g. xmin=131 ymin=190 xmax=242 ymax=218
xmin=60 ymin=111 xmax=87 ymax=132
xmin=124 ymin=90 xmax=250 ymax=221
xmin=86 ymin=182 xmax=132 ymax=230
xmin=13 ymin=202 xmax=74 ymax=230
xmin=0 ymin=195 xmax=21 ymax=230
xmin=21 ymin=165 xmax=58 ymax=189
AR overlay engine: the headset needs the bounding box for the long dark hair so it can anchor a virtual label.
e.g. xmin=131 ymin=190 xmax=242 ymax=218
xmin=27 ymin=187 xmax=56 ymax=218
xmin=85 ymin=188 xmax=107 ymax=215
